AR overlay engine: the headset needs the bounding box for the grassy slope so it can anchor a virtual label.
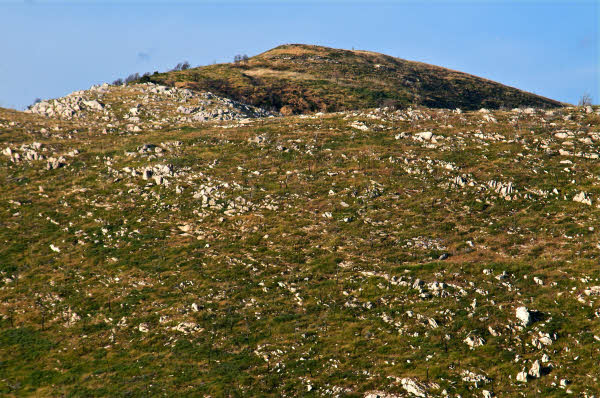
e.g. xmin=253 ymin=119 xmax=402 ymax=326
xmin=0 ymin=103 xmax=599 ymax=396
xmin=146 ymin=44 xmax=563 ymax=113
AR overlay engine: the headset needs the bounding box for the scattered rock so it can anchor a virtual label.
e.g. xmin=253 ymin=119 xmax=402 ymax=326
xmin=416 ymin=131 xmax=433 ymax=141
xmin=464 ymin=335 xmax=485 ymax=348
xmin=400 ymin=378 xmax=428 ymax=397
xmin=516 ymin=306 xmax=532 ymax=327
xmin=573 ymin=191 xmax=592 ymax=206
xmin=516 ymin=368 xmax=528 ymax=382
xmin=528 ymin=360 xmax=541 ymax=378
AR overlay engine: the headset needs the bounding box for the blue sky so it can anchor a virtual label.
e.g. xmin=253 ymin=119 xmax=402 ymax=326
xmin=0 ymin=1 xmax=597 ymax=109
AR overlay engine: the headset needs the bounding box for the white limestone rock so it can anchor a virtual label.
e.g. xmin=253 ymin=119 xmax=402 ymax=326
xmin=516 ymin=368 xmax=528 ymax=382
xmin=516 ymin=306 xmax=532 ymax=327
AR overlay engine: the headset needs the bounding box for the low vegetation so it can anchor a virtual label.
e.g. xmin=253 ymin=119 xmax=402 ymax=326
xmin=144 ymin=44 xmax=563 ymax=114
xmin=0 ymin=78 xmax=598 ymax=396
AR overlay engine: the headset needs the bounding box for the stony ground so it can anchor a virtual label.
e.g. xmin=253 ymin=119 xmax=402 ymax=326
xmin=0 ymin=91 xmax=599 ymax=397
xmin=27 ymin=82 xmax=274 ymax=125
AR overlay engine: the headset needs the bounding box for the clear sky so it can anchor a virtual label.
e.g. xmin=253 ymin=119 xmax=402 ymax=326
xmin=0 ymin=0 xmax=597 ymax=110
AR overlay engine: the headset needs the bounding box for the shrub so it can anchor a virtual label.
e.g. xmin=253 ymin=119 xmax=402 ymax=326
xmin=172 ymin=61 xmax=191 ymax=72
xmin=234 ymin=54 xmax=249 ymax=64
xmin=579 ymin=93 xmax=592 ymax=106
xmin=124 ymin=73 xmax=140 ymax=84
xmin=139 ymin=72 xmax=151 ymax=83
xmin=280 ymin=105 xmax=294 ymax=116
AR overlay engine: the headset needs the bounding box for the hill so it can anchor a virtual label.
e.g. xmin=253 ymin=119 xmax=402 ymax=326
xmin=145 ymin=44 xmax=563 ymax=113
xmin=26 ymin=82 xmax=273 ymax=123
xmin=1 ymin=99 xmax=599 ymax=396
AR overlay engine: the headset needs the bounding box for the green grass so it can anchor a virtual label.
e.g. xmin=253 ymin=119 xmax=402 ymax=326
xmin=0 ymin=103 xmax=598 ymax=396
xmin=145 ymin=44 xmax=563 ymax=114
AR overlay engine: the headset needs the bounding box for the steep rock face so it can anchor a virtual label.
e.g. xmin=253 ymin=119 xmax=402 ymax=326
xmin=147 ymin=44 xmax=563 ymax=113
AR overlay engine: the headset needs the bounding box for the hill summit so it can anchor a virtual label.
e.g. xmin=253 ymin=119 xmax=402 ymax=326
xmin=146 ymin=44 xmax=562 ymax=113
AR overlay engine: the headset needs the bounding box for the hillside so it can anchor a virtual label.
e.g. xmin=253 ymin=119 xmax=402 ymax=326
xmin=26 ymin=82 xmax=273 ymax=124
xmin=145 ymin=44 xmax=563 ymax=114
xmin=1 ymin=97 xmax=600 ymax=396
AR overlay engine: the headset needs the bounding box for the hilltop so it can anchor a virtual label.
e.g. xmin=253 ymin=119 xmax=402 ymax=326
xmin=145 ymin=44 xmax=563 ymax=114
